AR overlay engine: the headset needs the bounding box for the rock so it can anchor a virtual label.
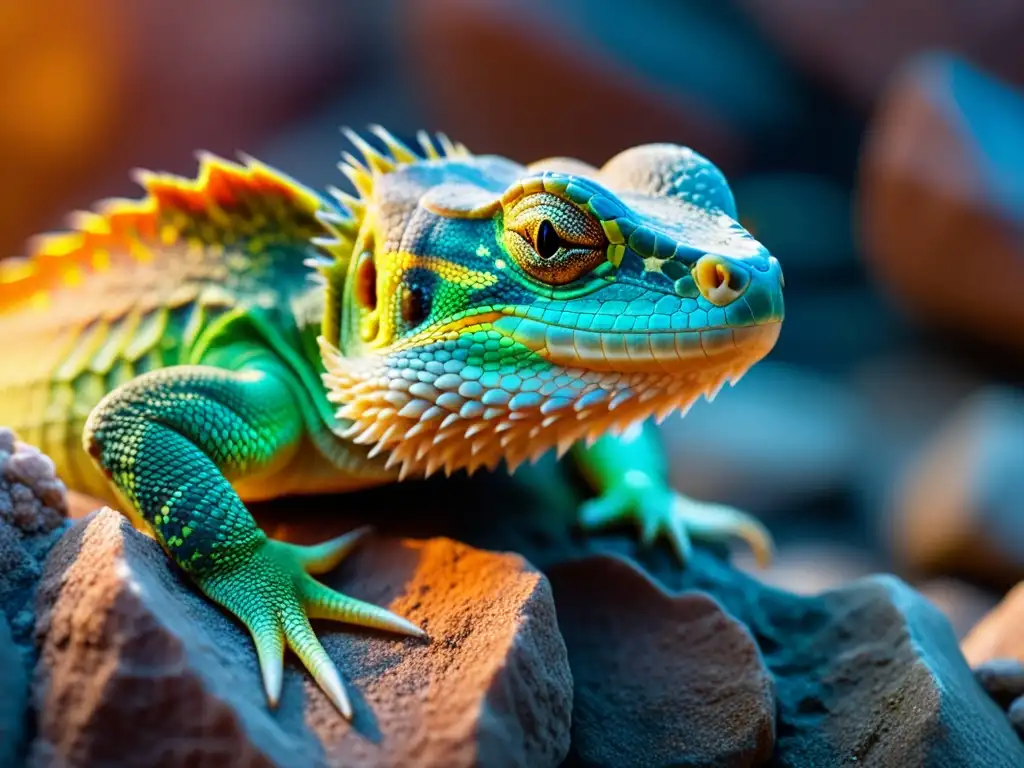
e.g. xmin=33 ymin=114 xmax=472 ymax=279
xmin=549 ymin=554 xmax=775 ymax=767
xmin=858 ymin=54 xmax=1024 ymax=353
xmin=963 ymin=582 xmax=1024 ymax=668
xmin=0 ymin=612 xmax=27 ymax=768
xmin=638 ymin=550 xmax=1024 ymax=767
xmin=962 ymin=583 xmax=1024 ymax=740
xmin=657 ymin=362 xmax=869 ymax=515
xmin=0 ymin=428 xmax=71 ymax=766
xmin=0 ymin=428 xmax=71 ymax=664
xmin=886 ymin=387 xmax=1024 ymax=588
xmin=401 ymin=0 xmax=806 ymax=171
xmin=31 ymin=507 xmax=572 ymax=768
xmin=737 ymin=0 xmax=1024 ymax=110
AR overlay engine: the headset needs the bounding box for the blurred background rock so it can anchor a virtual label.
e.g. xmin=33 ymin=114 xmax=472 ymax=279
xmin=2 ymin=0 xmax=1023 ymax=641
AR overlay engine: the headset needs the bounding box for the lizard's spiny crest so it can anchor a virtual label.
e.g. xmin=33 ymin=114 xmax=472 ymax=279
xmin=311 ymin=126 xmax=473 ymax=346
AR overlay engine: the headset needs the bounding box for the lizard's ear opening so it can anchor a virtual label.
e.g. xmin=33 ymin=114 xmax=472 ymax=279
xmin=339 ymin=228 xmax=385 ymax=354
xmin=599 ymin=144 xmax=738 ymax=219
xmin=354 ymin=250 xmax=378 ymax=312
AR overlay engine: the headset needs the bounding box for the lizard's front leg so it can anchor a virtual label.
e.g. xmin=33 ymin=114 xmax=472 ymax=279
xmin=572 ymin=421 xmax=774 ymax=567
xmin=83 ymin=349 xmax=424 ymax=718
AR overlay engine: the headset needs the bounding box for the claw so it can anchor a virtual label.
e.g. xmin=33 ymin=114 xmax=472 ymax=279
xmin=300 ymin=577 xmax=427 ymax=638
xmin=198 ymin=531 xmax=426 ymax=720
xmin=577 ymin=478 xmax=774 ymax=568
xmin=286 ymin=612 xmax=353 ymax=719
xmin=292 ymin=525 xmax=374 ymax=574
xmin=251 ymin=623 xmax=285 ymax=708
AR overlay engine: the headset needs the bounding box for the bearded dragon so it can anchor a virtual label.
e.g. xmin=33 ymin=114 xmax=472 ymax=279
xmin=0 ymin=127 xmax=784 ymax=718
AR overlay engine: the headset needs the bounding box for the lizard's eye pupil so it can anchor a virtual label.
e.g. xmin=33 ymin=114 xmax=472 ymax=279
xmin=536 ymin=220 xmax=561 ymax=260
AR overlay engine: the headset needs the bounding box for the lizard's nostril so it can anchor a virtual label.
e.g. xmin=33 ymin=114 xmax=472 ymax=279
xmin=692 ymin=254 xmax=748 ymax=306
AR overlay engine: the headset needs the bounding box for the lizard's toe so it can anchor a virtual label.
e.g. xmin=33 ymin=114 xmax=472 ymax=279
xmin=577 ymin=478 xmax=774 ymax=568
xmin=199 ymin=532 xmax=426 ymax=719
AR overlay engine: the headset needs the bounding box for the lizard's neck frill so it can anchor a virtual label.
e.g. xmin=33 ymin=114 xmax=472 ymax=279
xmin=318 ymin=322 xmax=779 ymax=480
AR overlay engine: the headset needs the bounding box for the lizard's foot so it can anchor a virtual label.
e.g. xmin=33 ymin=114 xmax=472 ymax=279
xmin=199 ymin=526 xmax=425 ymax=719
xmin=578 ymin=470 xmax=774 ymax=568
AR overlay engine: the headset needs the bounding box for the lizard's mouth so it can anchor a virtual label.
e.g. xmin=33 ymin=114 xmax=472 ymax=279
xmin=318 ymin=316 xmax=780 ymax=480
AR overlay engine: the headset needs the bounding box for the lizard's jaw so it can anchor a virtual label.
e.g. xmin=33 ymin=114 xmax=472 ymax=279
xmin=318 ymin=319 xmax=780 ymax=480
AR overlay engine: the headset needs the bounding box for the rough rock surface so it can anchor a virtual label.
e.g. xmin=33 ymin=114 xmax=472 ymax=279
xmin=31 ymin=507 xmax=572 ymax=768
xmin=243 ymin=455 xmax=1024 ymax=767
xmin=0 ymin=428 xmax=71 ymax=767
xmin=549 ymin=555 xmax=775 ymax=767
xmin=859 ymin=54 xmax=1024 ymax=352
xmin=657 ymin=558 xmax=1024 ymax=767
xmin=1 ymin=611 xmax=27 ymax=768
xmin=0 ymin=428 xmax=71 ymax=657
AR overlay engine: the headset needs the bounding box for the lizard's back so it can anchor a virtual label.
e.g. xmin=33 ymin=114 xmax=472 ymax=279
xmin=0 ymin=157 xmax=328 ymax=499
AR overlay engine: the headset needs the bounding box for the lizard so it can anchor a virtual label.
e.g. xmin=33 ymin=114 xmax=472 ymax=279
xmin=0 ymin=126 xmax=784 ymax=719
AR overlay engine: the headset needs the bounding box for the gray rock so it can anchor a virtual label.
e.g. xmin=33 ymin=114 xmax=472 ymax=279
xmin=31 ymin=507 xmax=572 ymax=768
xmin=0 ymin=428 xmax=71 ymax=766
xmin=657 ymin=554 xmax=1024 ymax=767
xmin=0 ymin=612 xmax=27 ymax=768
xmin=549 ymin=555 xmax=775 ymax=767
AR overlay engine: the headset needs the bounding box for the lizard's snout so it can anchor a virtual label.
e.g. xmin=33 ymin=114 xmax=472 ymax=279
xmin=692 ymin=254 xmax=749 ymax=307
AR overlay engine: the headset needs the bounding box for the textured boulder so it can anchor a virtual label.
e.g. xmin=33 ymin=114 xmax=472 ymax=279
xmin=858 ymin=54 xmax=1024 ymax=352
xmin=0 ymin=428 xmax=70 ymax=658
xmin=549 ymin=555 xmax=775 ymax=767
xmin=639 ymin=549 xmax=1024 ymax=767
xmin=0 ymin=428 xmax=71 ymax=766
xmin=31 ymin=508 xmax=572 ymax=768
xmin=0 ymin=612 xmax=27 ymax=768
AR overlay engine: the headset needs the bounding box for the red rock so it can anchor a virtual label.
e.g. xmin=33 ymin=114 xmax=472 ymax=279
xmin=963 ymin=582 xmax=1024 ymax=667
xmin=886 ymin=387 xmax=1024 ymax=588
xmin=31 ymin=508 xmax=572 ymax=767
xmin=548 ymin=554 xmax=776 ymax=767
xmin=962 ymin=584 xmax=1024 ymax=739
xmin=858 ymin=54 xmax=1024 ymax=352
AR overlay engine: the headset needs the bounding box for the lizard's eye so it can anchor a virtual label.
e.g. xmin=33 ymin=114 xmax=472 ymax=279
xmin=503 ymin=192 xmax=608 ymax=285
xmin=535 ymin=220 xmax=562 ymax=260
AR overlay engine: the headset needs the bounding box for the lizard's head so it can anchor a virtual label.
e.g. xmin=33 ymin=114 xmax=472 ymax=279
xmin=315 ymin=127 xmax=783 ymax=478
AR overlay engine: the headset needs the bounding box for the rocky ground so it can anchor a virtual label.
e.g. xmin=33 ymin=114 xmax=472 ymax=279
xmin=3 ymin=429 xmax=1024 ymax=768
